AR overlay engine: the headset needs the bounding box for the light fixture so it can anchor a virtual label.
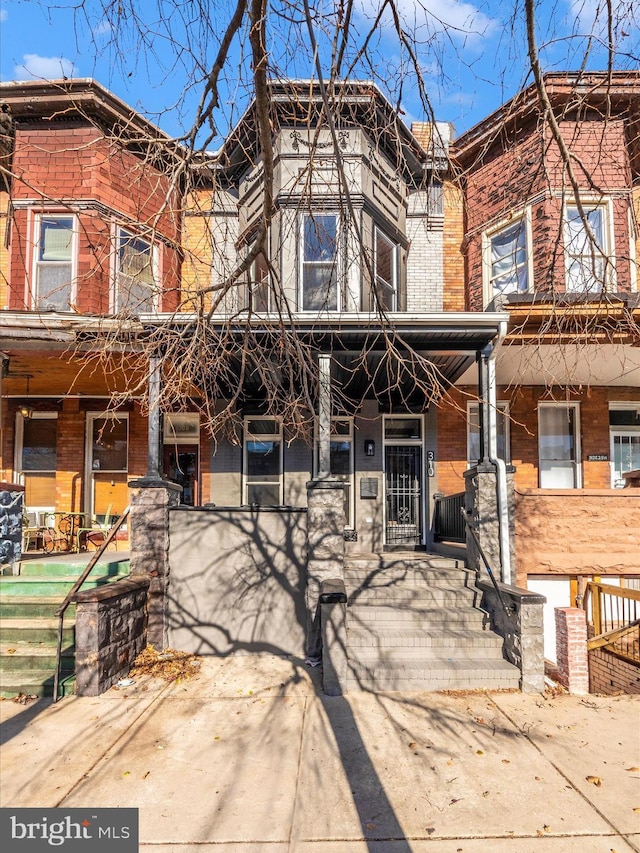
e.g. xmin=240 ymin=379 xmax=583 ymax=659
xmin=364 ymin=439 xmax=375 ymax=457
xmin=19 ymin=375 xmax=33 ymax=419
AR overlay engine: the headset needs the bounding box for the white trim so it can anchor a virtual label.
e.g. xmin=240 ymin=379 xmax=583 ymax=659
xmin=609 ymin=427 xmax=640 ymax=488
xmin=537 ymin=402 xmax=582 ymax=489
xmin=112 ymin=226 xmax=159 ymax=314
xmin=373 ymin=226 xmax=398 ymax=311
xmin=299 ymin=212 xmax=341 ymax=312
xmin=563 ymin=197 xmax=616 ymax=293
xmin=242 ymin=416 xmax=283 ymax=505
xmin=31 ymin=213 xmax=78 ymax=311
xmin=481 ymin=209 xmax=532 ymax=307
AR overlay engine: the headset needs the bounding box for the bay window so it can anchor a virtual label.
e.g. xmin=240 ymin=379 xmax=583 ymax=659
xmin=301 ymin=214 xmax=338 ymax=311
xmin=373 ymin=227 xmax=398 ymax=311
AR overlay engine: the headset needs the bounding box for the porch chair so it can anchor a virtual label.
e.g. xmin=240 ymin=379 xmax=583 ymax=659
xmin=76 ymin=504 xmax=115 ymax=552
xmin=22 ymin=510 xmax=41 ymax=552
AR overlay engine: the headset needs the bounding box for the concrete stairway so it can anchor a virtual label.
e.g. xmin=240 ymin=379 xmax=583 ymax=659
xmin=0 ymin=553 xmax=130 ymax=698
xmin=344 ymin=554 xmax=520 ymax=692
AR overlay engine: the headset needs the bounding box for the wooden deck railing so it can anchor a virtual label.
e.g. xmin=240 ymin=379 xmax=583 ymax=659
xmin=583 ymin=582 xmax=640 ymax=665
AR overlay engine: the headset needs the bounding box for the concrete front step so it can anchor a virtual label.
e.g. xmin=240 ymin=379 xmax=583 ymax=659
xmin=1 ymin=641 xmax=75 ymax=671
xmin=347 ymin=641 xmax=506 ymax=662
xmin=0 ymin=669 xmax=76 ymax=699
xmin=0 ymin=574 xmax=126 ymax=597
xmin=347 ymin=586 xmax=480 ymax=606
xmin=348 ymin=626 xmax=504 ymax=651
xmin=0 ymin=617 xmax=76 ymax=645
xmin=0 ymin=596 xmax=77 ymax=618
xmin=347 ymin=606 xmax=486 ymax=627
xmin=18 ymin=556 xmax=129 ymax=578
xmin=345 ymin=658 xmax=521 ymax=692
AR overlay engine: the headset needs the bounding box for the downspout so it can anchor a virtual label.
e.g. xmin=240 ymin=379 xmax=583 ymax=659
xmin=482 ymin=320 xmax=512 ymax=585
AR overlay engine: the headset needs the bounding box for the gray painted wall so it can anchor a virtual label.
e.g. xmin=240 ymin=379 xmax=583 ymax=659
xmin=167 ymin=506 xmax=308 ymax=656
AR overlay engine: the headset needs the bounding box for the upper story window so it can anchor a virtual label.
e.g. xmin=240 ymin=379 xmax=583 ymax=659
xmin=34 ymin=215 xmax=76 ymax=311
xmin=484 ymin=217 xmax=529 ymax=304
xmin=115 ymin=228 xmax=158 ymax=314
xmin=301 ymin=214 xmax=338 ymax=311
xmin=564 ymin=202 xmax=611 ymax=292
xmin=373 ymin=227 xmax=398 ymax=311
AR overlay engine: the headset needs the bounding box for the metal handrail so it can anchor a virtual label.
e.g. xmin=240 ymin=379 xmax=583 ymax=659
xmin=52 ymin=506 xmax=130 ymax=703
xmin=461 ymin=508 xmax=515 ymax=617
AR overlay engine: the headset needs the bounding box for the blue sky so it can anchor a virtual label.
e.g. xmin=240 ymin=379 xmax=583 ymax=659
xmin=1 ymin=0 xmax=638 ymax=147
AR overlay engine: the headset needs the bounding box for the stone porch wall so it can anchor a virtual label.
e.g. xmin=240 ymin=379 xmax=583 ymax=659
xmin=514 ymin=489 xmax=640 ymax=584
xmin=74 ymin=576 xmax=150 ymax=696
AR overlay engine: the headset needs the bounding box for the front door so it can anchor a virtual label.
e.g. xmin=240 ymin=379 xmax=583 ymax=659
xmin=384 ymin=416 xmax=423 ymax=547
xmin=610 ymin=430 xmax=640 ymax=488
xmin=163 ymin=446 xmax=199 ymax=505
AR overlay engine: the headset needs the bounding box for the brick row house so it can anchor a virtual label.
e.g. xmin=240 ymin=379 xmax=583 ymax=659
xmin=1 ymin=75 xmax=638 ymax=669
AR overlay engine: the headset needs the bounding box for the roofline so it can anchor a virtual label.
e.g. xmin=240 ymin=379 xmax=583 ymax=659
xmin=453 ymin=70 xmax=640 ymax=163
xmin=0 ymin=77 xmax=170 ymax=143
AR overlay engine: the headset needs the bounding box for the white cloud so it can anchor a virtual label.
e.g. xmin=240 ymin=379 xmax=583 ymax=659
xmin=358 ymin=0 xmax=499 ymax=40
xmin=92 ymin=20 xmax=113 ymax=37
xmin=565 ymin=0 xmax=640 ymax=39
xmin=14 ymin=54 xmax=77 ymax=80
xmin=0 ymin=10 xmax=8 ymax=23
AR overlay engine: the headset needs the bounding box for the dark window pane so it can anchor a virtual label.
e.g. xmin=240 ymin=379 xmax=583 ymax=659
xmin=22 ymin=419 xmax=57 ymax=471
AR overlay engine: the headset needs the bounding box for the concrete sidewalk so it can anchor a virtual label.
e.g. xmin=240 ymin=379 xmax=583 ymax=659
xmin=1 ymin=654 xmax=639 ymax=852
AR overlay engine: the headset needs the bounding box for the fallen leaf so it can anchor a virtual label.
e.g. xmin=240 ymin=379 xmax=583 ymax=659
xmin=365 ymin=822 xmax=376 ymax=830
xmin=625 ymin=767 xmax=639 ymax=772
xmin=123 ymin=771 xmax=130 ymax=777
xmin=543 ymin=825 xmax=550 ymax=832
xmin=408 ymin=742 xmax=416 ymax=749
xmin=476 ymin=750 xmax=484 ymax=755
xmin=141 ymin=771 xmax=150 ymax=780
xmin=425 ymin=827 xmax=435 ymax=835
xmin=502 ymin=759 xmax=510 ymax=764
xmin=449 ymin=798 xmax=462 ymax=805
xmin=482 ymin=791 xmax=490 ymax=798
xmin=7 ymin=648 xmax=16 ymax=654
xmin=586 ymin=775 xmax=602 ymax=787
xmin=632 ymin=807 xmax=640 ymax=813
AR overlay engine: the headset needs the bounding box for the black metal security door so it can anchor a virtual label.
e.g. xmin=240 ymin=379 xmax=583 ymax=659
xmin=385 ymin=446 xmax=422 ymax=545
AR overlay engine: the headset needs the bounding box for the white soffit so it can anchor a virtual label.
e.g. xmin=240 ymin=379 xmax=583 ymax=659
xmin=494 ymin=343 xmax=640 ymax=387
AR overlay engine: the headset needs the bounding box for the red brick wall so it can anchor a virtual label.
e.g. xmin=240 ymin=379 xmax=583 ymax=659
xmin=461 ymin=118 xmax=634 ymax=309
xmin=589 ymin=647 xmax=640 ymax=694
xmin=8 ymin=121 xmax=181 ymax=312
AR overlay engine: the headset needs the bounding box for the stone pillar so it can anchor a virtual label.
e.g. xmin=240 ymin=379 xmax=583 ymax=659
xmin=321 ymin=597 xmax=348 ymax=695
xmin=306 ymin=479 xmax=345 ymax=658
xmin=555 ymin=607 xmax=589 ymax=695
xmin=519 ymin=596 xmax=546 ymax=693
xmin=128 ymin=478 xmax=181 ymax=649
xmin=464 ymin=463 xmax=517 ymax=582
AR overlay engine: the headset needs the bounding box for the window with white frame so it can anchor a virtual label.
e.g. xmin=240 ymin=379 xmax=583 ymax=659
xmin=115 ymin=228 xmax=158 ymax=314
xmin=609 ymin=404 xmax=640 ymax=488
xmin=315 ymin=417 xmax=354 ymax=527
xmin=538 ymin=403 xmax=581 ymax=488
xmin=485 ymin=217 xmax=529 ymax=303
xmin=373 ymin=227 xmax=398 ymax=311
xmin=243 ymin=417 xmax=283 ymax=505
xmin=301 ymin=214 xmax=338 ymax=310
xmin=34 ymin=215 xmax=75 ymax=310
xmin=564 ymin=202 xmax=610 ymax=292
xmin=467 ymin=402 xmax=510 ymax=464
